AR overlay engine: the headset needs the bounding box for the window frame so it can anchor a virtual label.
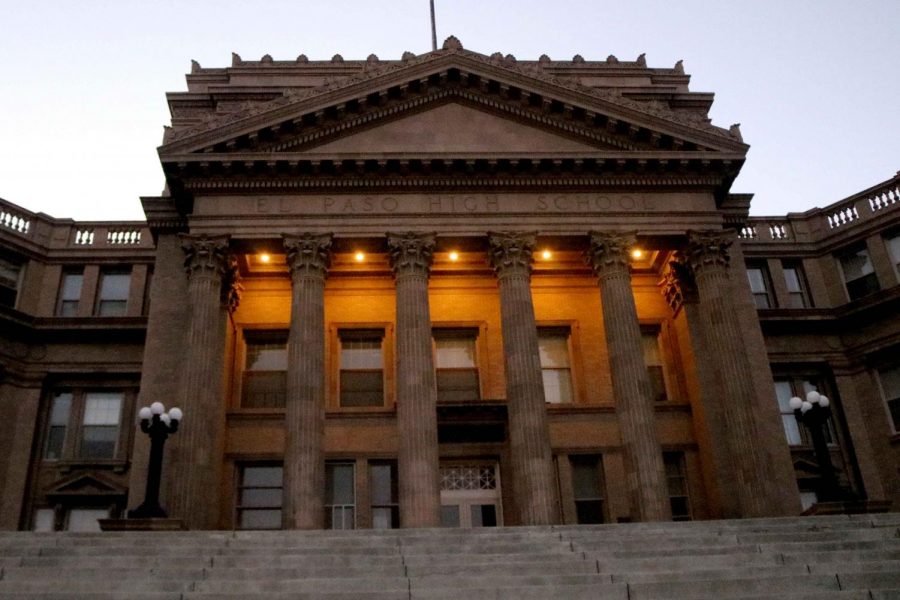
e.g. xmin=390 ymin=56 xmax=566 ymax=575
xmin=0 ymin=254 xmax=24 ymax=309
xmin=338 ymin=328 xmax=386 ymax=408
xmin=325 ymin=461 xmax=356 ymax=530
xmin=640 ymin=325 xmax=670 ymax=403
xmin=781 ymin=260 xmax=812 ymax=309
xmin=235 ymin=462 xmax=284 ymax=530
xmin=538 ymin=326 xmax=575 ymax=404
xmin=875 ymin=361 xmax=900 ymax=434
xmin=837 ymin=244 xmax=880 ymax=301
xmin=94 ymin=269 xmax=132 ymax=316
xmin=663 ymin=451 xmax=692 ymax=521
xmin=433 ymin=327 xmax=482 ymax=403
xmin=568 ymin=454 xmax=607 ymax=524
xmin=746 ymin=261 xmax=776 ymax=309
xmin=368 ymin=460 xmax=399 ymax=530
xmin=40 ymin=387 xmax=134 ymax=464
xmin=57 ymin=270 xmax=84 ymax=317
xmin=239 ymin=329 xmax=288 ymax=409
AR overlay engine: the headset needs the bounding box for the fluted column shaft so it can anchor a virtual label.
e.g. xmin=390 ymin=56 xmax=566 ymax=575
xmin=282 ymin=234 xmax=332 ymax=529
xmin=388 ymin=233 xmax=441 ymax=528
xmin=488 ymin=232 xmax=558 ymax=525
xmin=172 ymin=234 xmax=233 ymax=529
xmin=588 ymin=232 xmax=670 ymax=522
xmin=686 ymin=230 xmax=771 ymax=517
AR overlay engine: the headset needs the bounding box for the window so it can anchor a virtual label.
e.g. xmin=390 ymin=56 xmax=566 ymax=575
xmin=325 ymin=462 xmax=355 ymax=529
xmin=838 ymin=246 xmax=879 ymax=301
xmin=66 ymin=508 xmax=110 ymax=532
xmin=773 ymin=377 xmax=837 ymax=446
xmin=41 ymin=388 xmax=130 ymax=461
xmin=95 ymin=270 xmax=131 ymax=316
xmin=538 ymin=329 xmax=573 ymax=404
xmin=0 ymin=256 xmax=22 ymax=308
xmin=339 ymin=329 xmax=384 ymax=407
xmin=746 ymin=263 xmax=775 ymax=308
xmin=369 ymin=461 xmax=399 ymax=529
xmin=32 ymin=508 xmax=55 ymax=532
xmin=570 ymin=455 xmax=605 ymax=524
xmin=56 ymin=271 xmax=83 ymax=316
xmin=782 ymin=261 xmax=811 ymax=308
xmin=242 ymin=331 xmax=287 ymax=408
xmin=664 ymin=452 xmax=692 ymax=521
xmin=887 ymin=233 xmax=900 ymax=278
xmin=433 ymin=329 xmax=480 ymax=402
xmin=236 ymin=464 xmax=283 ymax=530
xmin=642 ymin=328 xmax=667 ymax=402
xmin=877 ymin=363 xmax=900 ymax=432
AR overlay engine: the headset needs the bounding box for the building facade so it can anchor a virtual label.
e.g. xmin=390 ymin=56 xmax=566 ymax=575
xmin=1 ymin=39 xmax=898 ymax=532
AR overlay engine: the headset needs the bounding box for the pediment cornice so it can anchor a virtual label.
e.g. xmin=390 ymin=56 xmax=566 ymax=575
xmin=159 ymin=45 xmax=747 ymax=158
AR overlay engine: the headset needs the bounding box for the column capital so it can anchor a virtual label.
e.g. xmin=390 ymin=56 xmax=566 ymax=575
xmin=658 ymin=252 xmax=697 ymax=314
xmin=586 ymin=231 xmax=635 ymax=278
xmin=283 ymin=233 xmax=333 ymax=279
xmin=488 ymin=232 xmax=536 ymax=277
xmin=180 ymin=234 xmax=230 ymax=278
xmin=685 ymin=229 xmax=735 ymax=275
xmin=387 ymin=232 xmax=436 ymax=277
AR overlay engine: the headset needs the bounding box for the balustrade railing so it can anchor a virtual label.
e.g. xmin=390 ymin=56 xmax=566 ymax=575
xmin=0 ymin=204 xmax=32 ymax=235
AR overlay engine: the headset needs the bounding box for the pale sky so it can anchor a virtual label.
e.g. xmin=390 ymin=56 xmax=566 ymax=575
xmin=1 ymin=0 xmax=897 ymax=221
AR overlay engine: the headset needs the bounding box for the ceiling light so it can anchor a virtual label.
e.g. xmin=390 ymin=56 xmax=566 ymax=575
xmin=631 ymin=248 xmax=643 ymax=259
xmin=354 ymin=251 xmax=365 ymax=262
xmin=541 ymin=249 xmax=552 ymax=260
xmin=259 ymin=253 xmax=271 ymax=263
xmin=449 ymin=251 xmax=459 ymax=261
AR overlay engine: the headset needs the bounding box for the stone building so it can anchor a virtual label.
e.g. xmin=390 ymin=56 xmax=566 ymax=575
xmin=0 ymin=39 xmax=898 ymax=532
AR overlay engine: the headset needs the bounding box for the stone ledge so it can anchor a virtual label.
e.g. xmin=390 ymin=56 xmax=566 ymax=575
xmin=99 ymin=518 xmax=186 ymax=531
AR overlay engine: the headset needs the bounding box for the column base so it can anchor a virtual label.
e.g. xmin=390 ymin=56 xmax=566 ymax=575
xmin=99 ymin=518 xmax=186 ymax=531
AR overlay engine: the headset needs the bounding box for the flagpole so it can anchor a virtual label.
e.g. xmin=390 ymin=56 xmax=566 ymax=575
xmin=430 ymin=0 xmax=437 ymax=51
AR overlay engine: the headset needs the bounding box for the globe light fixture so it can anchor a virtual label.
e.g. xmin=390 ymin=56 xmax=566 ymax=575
xmin=789 ymin=391 xmax=841 ymax=503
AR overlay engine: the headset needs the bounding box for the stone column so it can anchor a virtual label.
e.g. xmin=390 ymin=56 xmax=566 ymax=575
xmin=170 ymin=234 xmax=234 ymax=529
xmin=388 ymin=232 xmax=441 ymax=528
xmin=588 ymin=232 xmax=670 ymax=522
xmin=281 ymin=234 xmax=332 ymax=529
xmin=684 ymin=230 xmax=774 ymax=518
xmin=488 ymin=232 xmax=558 ymax=525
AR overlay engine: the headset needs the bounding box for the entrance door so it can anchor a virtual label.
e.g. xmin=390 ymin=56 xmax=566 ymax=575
xmin=439 ymin=463 xmax=502 ymax=528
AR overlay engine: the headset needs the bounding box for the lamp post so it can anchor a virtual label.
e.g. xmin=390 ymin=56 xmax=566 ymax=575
xmin=789 ymin=391 xmax=842 ymax=503
xmin=128 ymin=402 xmax=182 ymax=519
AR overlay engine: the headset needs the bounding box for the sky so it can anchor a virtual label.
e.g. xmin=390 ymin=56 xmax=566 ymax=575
xmin=0 ymin=0 xmax=897 ymax=221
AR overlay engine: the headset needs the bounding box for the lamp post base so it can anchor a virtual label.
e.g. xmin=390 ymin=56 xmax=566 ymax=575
xmin=128 ymin=503 xmax=168 ymax=519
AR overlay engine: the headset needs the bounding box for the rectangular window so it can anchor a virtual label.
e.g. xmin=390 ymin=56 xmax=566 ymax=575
xmin=782 ymin=261 xmax=811 ymax=308
xmin=877 ymin=363 xmax=900 ymax=432
xmin=57 ymin=271 xmax=83 ymax=316
xmin=434 ymin=329 xmax=480 ymax=402
xmin=0 ymin=256 xmax=22 ymax=308
xmin=339 ymin=330 xmax=384 ymax=408
xmin=44 ymin=392 xmax=72 ymax=460
xmin=746 ymin=263 xmax=775 ymax=308
xmin=642 ymin=328 xmax=667 ymax=402
xmin=32 ymin=508 xmax=55 ymax=532
xmin=237 ymin=464 xmax=283 ymax=530
xmin=369 ymin=461 xmax=399 ymax=529
xmin=664 ymin=452 xmax=692 ymax=521
xmin=95 ymin=270 xmax=131 ymax=316
xmin=242 ymin=331 xmax=287 ymax=408
xmin=774 ymin=377 xmax=837 ymax=445
xmin=838 ymin=246 xmax=879 ymax=301
xmin=570 ymin=455 xmax=605 ymax=524
xmin=886 ymin=233 xmax=900 ymax=272
xmin=538 ymin=329 xmax=573 ymax=404
xmin=325 ymin=462 xmax=356 ymax=530
xmin=80 ymin=392 xmax=123 ymax=459
xmin=65 ymin=508 xmax=109 ymax=532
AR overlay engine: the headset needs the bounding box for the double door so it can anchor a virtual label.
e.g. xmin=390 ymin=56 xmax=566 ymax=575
xmin=439 ymin=463 xmax=502 ymax=528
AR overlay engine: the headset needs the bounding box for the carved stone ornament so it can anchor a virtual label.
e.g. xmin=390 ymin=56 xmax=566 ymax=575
xmin=222 ymin=255 xmax=243 ymax=313
xmin=488 ymin=232 xmax=537 ymax=276
xmin=442 ymin=35 xmax=463 ymax=51
xmin=658 ymin=253 xmax=697 ymax=314
xmin=586 ymin=231 xmax=636 ymax=278
xmin=387 ymin=232 xmax=436 ymax=276
xmin=180 ymin=234 xmax=229 ymax=278
xmin=283 ymin=233 xmax=333 ymax=278
xmin=685 ymin=229 xmax=734 ymax=275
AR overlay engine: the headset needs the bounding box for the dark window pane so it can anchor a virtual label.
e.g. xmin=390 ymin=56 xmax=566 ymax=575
xmin=80 ymin=426 xmax=117 ymax=458
xmin=372 ymin=507 xmax=399 ymax=530
xmin=436 ymin=369 xmax=480 ymax=402
xmin=340 ymin=370 xmax=383 ymax=407
xmin=45 ymin=427 xmax=66 ymax=460
xmin=670 ymin=497 xmax=691 ymax=520
xmin=240 ymin=509 xmax=281 ymax=530
xmin=440 ymin=505 xmax=460 ymax=527
xmin=243 ymin=466 xmax=283 ymax=487
xmin=326 ymin=463 xmax=354 ymax=505
xmin=889 ymin=399 xmax=900 ymax=431
xmin=571 ymin=457 xmax=602 ymax=499
xmin=241 ymin=371 xmax=286 ymax=408
xmin=97 ymin=300 xmax=127 ymax=316
xmin=647 ymin=366 xmax=667 ymax=402
xmin=471 ymin=504 xmax=497 ymax=527
xmin=240 ymin=488 xmax=283 ymax=508
xmin=846 ymin=273 xmax=880 ymax=300
xmin=0 ymin=258 xmax=21 ymax=308
xmin=370 ymin=463 xmax=395 ymax=505
xmin=575 ymin=500 xmax=604 ymax=524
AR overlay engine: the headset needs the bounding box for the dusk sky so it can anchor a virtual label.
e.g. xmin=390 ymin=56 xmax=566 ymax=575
xmin=1 ymin=0 xmax=897 ymax=220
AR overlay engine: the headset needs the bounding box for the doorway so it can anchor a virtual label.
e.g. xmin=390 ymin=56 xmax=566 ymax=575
xmin=439 ymin=463 xmax=502 ymax=528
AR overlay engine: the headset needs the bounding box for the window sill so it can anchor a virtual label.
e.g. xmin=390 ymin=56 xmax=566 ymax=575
xmin=49 ymin=459 xmax=129 ymax=474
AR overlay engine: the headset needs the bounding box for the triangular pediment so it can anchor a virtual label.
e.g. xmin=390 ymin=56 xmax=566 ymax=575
xmin=45 ymin=472 xmax=127 ymax=498
xmin=304 ymin=102 xmax=603 ymax=154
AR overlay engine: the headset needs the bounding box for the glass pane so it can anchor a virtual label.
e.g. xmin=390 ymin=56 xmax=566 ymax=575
xmin=372 ymin=507 xmax=396 ymax=530
xmin=647 ymin=366 xmax=667 ymax=402
xmin=243 ymin=466 xmax=283 ymax=487
xmin=575 ymin=500 xmax=604 ymax=524
xmin=80 ymin=425 xmax=118 ymax=458
xmin=774 ymin=380 xmax=795 ymax=412
xmin=440 ymin=505 xmax=460 ymax=527
xmin=538 ymin=334 xmax=570 ymax=368
xmin=840 ymin=248 xmax=874 ymax=279
xmin=0 ymin=259 xmax=21 ymax=288
xmin=799 ymin=491 xmax=818 ymax=511
xmin=240 ymin=488 xmax=283 ymax=508
xmin=83 ymin=393 xmax=122 ymax=425
xmin=327 ymin=506 xmax=355 ymax=530
xmin=33 ymin=508 xmax=55 ymax=532
xmin=45 ymin=427 xmax=67 ymax=460
xmin=783 ymin=268 xmax=802 ymax=293
xmin=888 ymin=235 xmax=900 ymax=265
xmin=99 ymin=273 xmax=130 ymax=301
xmin=435 ymin=369 xmax=480 ymax=402
xmin=370 ymin=464 xmax=395 ymax=505
xmin=246 ymin=342 xmax=287 ymax=371
xmin=98 ymin=299 xmax=127 ymax=316
xmin=50 ymin=393 xmax=72 ymax=425
xmin=786 ymin=292 xmax=807 ymax=309
xmin=641 ymin=332 xmax=661 ymax=365
xmin=326 ymin=463 xmax=355 ymax=505
xmin=846 ymin=273 xmax=880 ymax=300
xmin=59 ymin=300 xmax=79 ymax=316
xmin=341 ymin=338 xmax=382 ymax=369
xmin=542 ymin=369 xmax=573 ymax=404
xmin=240 ymin=509 xmax=281 ymax=530
xmin=746 ymin=268 xmax=767 ymax=293
xmin=782 ymin=415 xmax=802 ymax=446
xmin=570 ymin=456 xmax=602 ymax=499
xmin=879 ymin=365 xmax=900 ymax=400
xmin=241 ymin=371 xmax=286 ymax=408
xmin=471 ymin=504 xmax=497 ymax=527
xmin=61 ymin=273 xmax=83 ymax=301
xmin=434 ymin=336 xmax=476 ymax=368
xmin=66 ymin=509 xmax=108 ymax=532
xmin=340 ymin=371 xmax=383 ymax=407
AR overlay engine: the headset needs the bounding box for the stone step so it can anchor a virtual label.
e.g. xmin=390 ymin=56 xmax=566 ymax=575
xmin=192 ymin=575 xmax=410 ymax=594
xmin=626 ymin=573 xmax=840 ymax=599
xmin=0 ymin=567 xmax=206 ymax=581
xmin=0 ymin=580 xmax=190 ymax=593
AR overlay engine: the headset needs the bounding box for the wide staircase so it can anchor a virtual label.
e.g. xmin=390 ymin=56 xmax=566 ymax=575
xmin=0 ymin=514 xmax=898 ymax=599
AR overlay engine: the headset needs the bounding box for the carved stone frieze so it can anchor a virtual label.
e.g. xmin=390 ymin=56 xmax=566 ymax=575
xmin=658 ymin=252 xmax=697 ymax=314
xmin=387 ymin=232 xmax=436 ymax=276
xmin=685 ymin=229 xmax=734 ymax=275
xmin=488 ymin=232 xmax=536 ymax=277
xmin=586 ymin=231 xmax=635 ymax=279
xmin=283 ymin=233 xmax=333 ymax=278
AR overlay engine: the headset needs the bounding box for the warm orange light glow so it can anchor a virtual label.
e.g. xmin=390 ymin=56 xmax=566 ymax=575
xmin=259 ymin=253 xmax=271 ymax=263
xmin=541 ymin=249 xmax=552 ymax=260
xmin=354 ymin=251 xmax=365 ymax=262
xmin=448 ymin=251 xmax=459 ymax=261
xmin=631 ymin=248 xmax=643 ymax=259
